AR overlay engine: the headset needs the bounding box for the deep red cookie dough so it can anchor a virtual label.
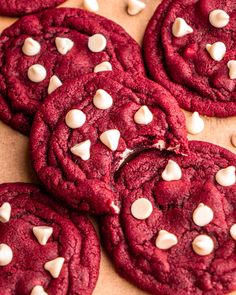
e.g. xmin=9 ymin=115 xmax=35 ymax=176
xmin=30 ymin=72 xmax=188 ymax=215
xmin=0 ymin=7 xmax=145 ymax=135
xmin=101 ymin=141 xmax=236 ymax=294
xmin=0 ymin=183 xmax=100 ymax=295
xmin=143 ymin=0 xmax=236 ymax=117
xmin=0 ymin=0 xmax=65 ymax=17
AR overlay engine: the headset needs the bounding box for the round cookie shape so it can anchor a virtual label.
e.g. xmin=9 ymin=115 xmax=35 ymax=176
xmin=0 ymin=7 xmax=145 ymax=135
xmin=101 ymin=141 xmax=236 ymax=294
xmin=30 ymin=72 xmax=188 ymax=215
xmin=0 ymin=0 xmax=65 ymax=17
xmin=0 ymin=183 xmax=100 ymax=295
xmin=143 ymin=0 xmax=236 ymax=117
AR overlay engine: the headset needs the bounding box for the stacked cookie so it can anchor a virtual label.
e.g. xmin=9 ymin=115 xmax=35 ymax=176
xmin=0 ymin=1 xmax=236 ymax=295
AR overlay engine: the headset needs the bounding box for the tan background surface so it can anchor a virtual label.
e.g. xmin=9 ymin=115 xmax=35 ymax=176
xmin=0 ymin=0 xmax=236 ymax=294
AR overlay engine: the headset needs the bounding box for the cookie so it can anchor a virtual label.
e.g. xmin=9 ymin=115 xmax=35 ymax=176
xmin=30 ymin=72 xmax=188 ymax=215
xmin=0 ymin=0 xmax=65 ymax=17
xmin=143 ymin=0 xmax=236 ymax=117
xmin=0 ymin=8 xmax=145 ymax=135
xmin=101 ymin=141 xmax=236 ymax=294
xmin=0 ymin=183 xmax=100 ymax=294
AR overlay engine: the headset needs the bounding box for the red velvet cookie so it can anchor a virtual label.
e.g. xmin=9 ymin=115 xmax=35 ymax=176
xmin=101 ymin=141 xmax=236 ymax=294
xmin=0 ymin=183 xmax=100 ymax=295
xmin=143 ymin=0 xmax=236 ymax=117
xmin=0 ymin=0 xmax=65 ymax=17
xmin=0 ymin=8 xmax=145 ymax=135
xmin=30 ymin=72 xmax=188 ymax=215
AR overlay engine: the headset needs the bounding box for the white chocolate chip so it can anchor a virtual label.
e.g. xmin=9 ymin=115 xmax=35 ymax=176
xmin=153 ymin=140 xmax=166 ymax=150
xmin=118 ymin=148 xmax=133 ymax=167
xmin=161 ymin=160 xmax=182 ymax=181
xmin=192 ymin=235 xmax=214 ymax=256
xmin=209 ymin=9 xmax=230 ymax=28
xmin=44 ymin=257 xmax=65 ymax=278
xmin=155 ymin=230 xmax=178 ymax=250
xmin=88 ymin=34 xmax=107 ymax=52
xmin=172 ymin=18 xmax=193 ymax=37
xmin=22 ymin=37 xmax=41 ymax=56
xmin=127 ymin=0 xmax=146 ymax=16
xmin=227 ymin=60 xmax=236 ymax=80
xmin=230 ymin=224 xmax=236 ymax=240
xmin=47 ymin=75 xmax=62 ymax=94
xmin=30 ymin=286 xmax=48 ymax=295
xmin=70 ymin=140 xmax=91 ymax=161
xmin=192 ymin=203 xmax=214 ymax=227
xmin=55 ymin=37 xmax=74 ymax=55
xmin=134 ymin=106 xmax=153 ymax=125
xmin=0 ymin=244 xmax=13 ymax=266
xmin=94 ymin=61 xmax=112 ymax=73
xmin=131 ymin=198 xmax=153 ymax=220
xmin=28 ymin=64 xmax=47 ymax=83
xmin=215 ymin=166 xmax=236 ymax=186
xmin=0 ymin=202 xmax=11 ymax=223
xmin=110 ymin=201 xmax=120 ymax=214
xmin=65 ymin=109 xmax=86 ymax=129
xmin=206 ymin=42 xmax=226 ymax=61
xmin=231 ymin=134 xmax=236 ymax=148
xmin=93 ymin=89 xmax=113 ymax=110
xmin=100 ymin=129 xmax=120 ymax=151
xmin=32 ymin=226 xmax=53 ymax=246
xmin=83 ymin=0 xmax=99 ymax=12
xmin=186 ymin=112 xmax=205 ymax=135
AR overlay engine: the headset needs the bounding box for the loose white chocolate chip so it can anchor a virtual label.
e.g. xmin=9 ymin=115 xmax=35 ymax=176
xmin=227 ymin=60 xmax=236 ymax=80
xmin=28 ymin=64 xmax=47 ymax=83
xmin=65 ymin=109 xmax=86 ymax=129
xmin=44 ymin=257 xmax=65 ymax=278
xmin=0 ymin=244 xmax=13 ymax=266
xmin=55 ymin=37 xmax=74 ymax=55
xmin=93 ymin=89 xmax=113 ymax=110
xmin=100 ymin=129 xmax=120 ymax=151
xmin=172 ymin=18 xmax=193 ymax=37
xmin=161 ymin=160 xmax=182 ymax=181
xmin=209 ymin=9 xmax=230 ymax=28
xmin=47 ymin=75 xmax=62 ymax=94
xmin=70 ymin=140 xmax=91 ymax=161
xmin=215 ymin=166 xmax=236 ymax=186
xmin=231 ymin=134 xmax=236 ymax=148
xmin=127 ymin=0 xmax=146 ymax=16
xmin=134 ymin=106 xmax=153 ymax=125
xmin=155 ymin=230 xmax=178 ymax=250
xmin=131 ymin=198 xmax=153 ymax=220
xmin=94 ymin=61 xmax=112 ymax=73
xmin=192 ymin=203 xmax=214 ymax=227
xmin=186 ymin=112 xmax=205 ymax=135
xmin=206 ymin=42 xmax=226 ymax=61
xmin=88 ymin=34 xmax=107 ymax=52
xmin=33 ymin=226 xmax=53 ymax=246
xmin=83 ymin=0 xmax=99 ymax=12
xmin=22 ymin=37 xmax=41 ymax=56
xmin=31 ymin=286 xmax=48 ymax=295
xmin=230 ymin=224 xmax=236 ymax=240
xmin=192 ymin=235 xmax=214 ymax=256
xmin=0 ymin=202 xmax=11 ymax=223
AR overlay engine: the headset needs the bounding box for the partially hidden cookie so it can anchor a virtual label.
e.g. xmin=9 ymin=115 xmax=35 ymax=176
xmin=0 ymin=0 xmax=65 ymax=17
xmin=30 ymin=72 xmax=188 ymax=215
xmin=0 ymin=183 xmax=100 ymax=295
xmin=143 ymin=0 xmax=236 ymax=117
xmin=0 ymin=8 xmax=145 ymax=134
xmin=101 ymin=141 xmax=236 ymax=294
